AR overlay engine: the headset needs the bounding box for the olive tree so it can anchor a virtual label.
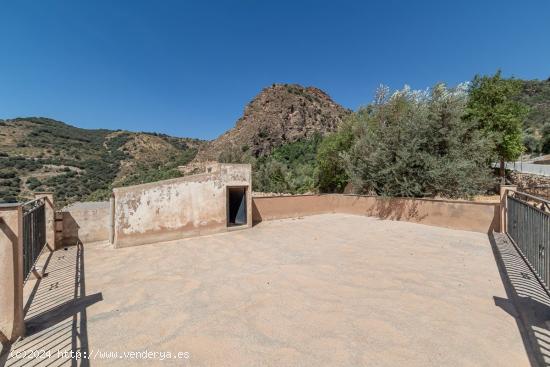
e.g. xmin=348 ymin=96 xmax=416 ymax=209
xmin=464 ymin=71 xmax=528 ymax=180
xmin=344 ymin=83 xmax=494 ymax=198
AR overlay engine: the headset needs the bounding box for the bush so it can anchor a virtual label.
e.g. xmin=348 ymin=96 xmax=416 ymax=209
xmin=317 ymin=118 xmax=357 ymax=193
xmin=253 ymin=135 xmax=321 ymax=194
xmin=345 ymin=84 xmax=495 ymax=198
xmin=0 ymin=196 xmax=17 ymax=203
xmin=0 ymin=170 xmax=16 ymax=179
xmin=523 ymin=131 xmax=541 ymax=154
xmin=3 ymin=177 xmax=21 ymax=187
xmin=542 ymin=123 xmax=550 ymax=154
xmin=26 ymin=177 xmax=42 ymax=190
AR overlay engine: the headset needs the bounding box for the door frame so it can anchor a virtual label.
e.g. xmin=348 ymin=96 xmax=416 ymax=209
xmin=226 ymin=185 xmax=248 ymax=227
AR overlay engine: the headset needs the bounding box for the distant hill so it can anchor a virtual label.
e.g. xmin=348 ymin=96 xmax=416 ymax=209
xmin=193 ymin=83 xmax=351 ymax=162
xmin=0 ymin=84 xmax=350 ymax=206
xmin=0 ymin=117 xmax=204 ymax=206
xmin=2 ymin=79 xmax=547 ymax=205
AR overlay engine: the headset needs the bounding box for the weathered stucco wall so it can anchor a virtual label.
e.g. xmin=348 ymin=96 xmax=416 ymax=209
xmin=61 ymin=201 xmax=111 ymax=246
xmin=337 ymin=195 xmax=500 ymax=233
xmin=113 ymin=164 xmax=252 ymax=248
xmin=252 ymin=194 xmax=500 ymax=233
xmin=0 ymin=205 xmax=24 ymax=344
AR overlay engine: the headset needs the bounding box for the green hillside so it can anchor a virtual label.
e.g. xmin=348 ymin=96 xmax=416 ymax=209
xmin=0 ymin=117 xmax=203 ymax=207
xmin=1 ymin=77 xmax=548 ymax=205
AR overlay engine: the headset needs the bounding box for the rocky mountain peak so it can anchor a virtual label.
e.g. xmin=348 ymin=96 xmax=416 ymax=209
xmin=193 ymin=83 xmax=351 ymax=161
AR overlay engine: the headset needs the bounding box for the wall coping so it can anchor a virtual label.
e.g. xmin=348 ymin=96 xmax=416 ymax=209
xmin=0 ymin=203 xmax=21 ymax=209
xmin=252 ymin=193 xmax=500 ymax=207
xmin=61 ymin=201 xmax=110 ymax=211
xmin=113 ymin=163 xmax=252 ymax=195
xmin=113 ymin=171 xmax=219 ymax=194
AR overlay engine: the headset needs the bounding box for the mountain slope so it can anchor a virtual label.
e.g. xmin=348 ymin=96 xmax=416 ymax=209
xmin=193 ymin=84 xmax=351 ymax=162
xmin=0 ymin=117 xmax=204 ymax=206
xmin=3 ymin=79 xmax=547 ymax=206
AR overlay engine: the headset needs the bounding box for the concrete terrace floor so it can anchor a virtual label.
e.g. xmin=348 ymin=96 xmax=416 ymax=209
xmin=4 ymin=214 xmax=532 ymax=366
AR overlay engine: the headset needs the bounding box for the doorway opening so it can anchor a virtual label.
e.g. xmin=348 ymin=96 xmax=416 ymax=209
xmin=227 ymin=187 xmax=247 ymax=226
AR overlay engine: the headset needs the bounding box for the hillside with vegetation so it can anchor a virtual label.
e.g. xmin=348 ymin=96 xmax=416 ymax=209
xmin=224 ymin=75 xmax=550 ymax=197
xmin=193 ymin=83 xmax=351 ymax=162
xmin=0 ymin=117 xmax=203 ymax=206
xmin=247 ymin=84 xmax=496 ymax=197
xmin=1 ymin=75 xmax=548 ymax=205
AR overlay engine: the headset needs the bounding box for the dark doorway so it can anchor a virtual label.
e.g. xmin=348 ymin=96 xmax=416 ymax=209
xmin=228 ymin=187 xmax=247 ymax=226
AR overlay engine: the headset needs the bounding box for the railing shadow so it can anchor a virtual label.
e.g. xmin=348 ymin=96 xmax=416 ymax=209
xmin=490 ymin=231 xmax=550 ymax=366
xmin=2 ymin=242 xmax=102 ymax=367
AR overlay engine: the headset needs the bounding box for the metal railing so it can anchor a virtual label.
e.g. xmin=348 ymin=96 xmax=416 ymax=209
xmin=22 ymin=198 xmax=47 ymax=281
xmin=506 ymin=191 xmax=550 ymax=287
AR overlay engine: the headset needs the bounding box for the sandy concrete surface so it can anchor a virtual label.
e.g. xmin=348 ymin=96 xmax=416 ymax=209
xmin=4 ymin=214 xmax=529 ymax=366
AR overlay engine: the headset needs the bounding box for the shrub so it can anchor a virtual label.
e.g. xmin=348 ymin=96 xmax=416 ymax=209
xmin=317 ymin=117 xmax=357 ymax=192
xmin=542 ymin=123 xmax=550 ymax=154
xmin=26 ymin=177 xmax=42 ymax=190
xmin=345 ymin=84 xmax=495 ymax=198
xmin=0 ymin=170 xmax=16 ymax=179
xmin=253 ymin=135 xmax=321 ymax=194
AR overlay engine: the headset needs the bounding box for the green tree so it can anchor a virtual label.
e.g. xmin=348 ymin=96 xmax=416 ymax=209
xmin=542 ymin=123 xmax=550 ymax=154
xmin=464 ymin=71 xmax=528 ymax=180
xmin=344 ymin=83 xmax=494 ymax=198
xmin=317 ymin=117 xmax=356 ymax=192
xmin=253 ymin=136 xmax=321 ymax=194
xmin=523 ymin=128 xmax=541 ymax=154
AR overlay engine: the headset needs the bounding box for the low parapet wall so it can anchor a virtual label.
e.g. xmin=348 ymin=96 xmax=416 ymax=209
xmin=252 ymin=194 xmax=500 ymax=233
xmin=55 ymin=191 xmax=499 ymax=248
xmin=112 ymin=163 xmax=252 ymax=248
xmin=252 ymin=194 xmax=336 ymax=221
xmin=61 ymin=201 xmax=111 ymax=246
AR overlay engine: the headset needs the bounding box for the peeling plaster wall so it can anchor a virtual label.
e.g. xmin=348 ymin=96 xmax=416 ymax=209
xmin=252 ymin=194 xmax=500 ymax=233
xmin=113 ymin=164 xmax=252 ymax=248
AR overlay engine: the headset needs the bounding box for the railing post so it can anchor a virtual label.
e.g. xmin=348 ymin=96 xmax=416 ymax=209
xmin=500 ymin=184 xmax=517 ymax=233
xmin=34 ymin=192 xmax=55 ymax=251
xmin=0 ymin=204 xmax=25 ymax=346
xmin=109 ymin=193 xmax=115 ymax=245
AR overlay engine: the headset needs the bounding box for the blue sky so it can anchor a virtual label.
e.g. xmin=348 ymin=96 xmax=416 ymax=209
xmin=1 ymin=1 xmax=549 ymax=140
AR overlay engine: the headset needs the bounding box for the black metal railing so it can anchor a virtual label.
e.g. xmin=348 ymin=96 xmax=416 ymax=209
xmin=507 ymin=191 xmax=550 ymax=287
xmin=22 ymin=198 xmax=47 ymax=281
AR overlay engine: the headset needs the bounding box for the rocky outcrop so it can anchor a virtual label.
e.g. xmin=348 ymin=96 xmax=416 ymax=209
xmin=193 ymin=84 xmax=351 ymax=162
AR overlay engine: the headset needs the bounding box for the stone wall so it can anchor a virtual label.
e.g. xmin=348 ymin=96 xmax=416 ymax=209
xmin=508 ymin=171 xmax=550 ymax=190
xmin=112 ymin=163 xmax=252 ymax=248
xmin=252 ymin=194 xmax=500 ymax=233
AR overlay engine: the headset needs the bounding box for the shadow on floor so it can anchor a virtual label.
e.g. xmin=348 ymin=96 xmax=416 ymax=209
xmin=490 ymin=231 xmax=550 ymax=367
xmin=1 ymin=243 xmax=102 ymax=367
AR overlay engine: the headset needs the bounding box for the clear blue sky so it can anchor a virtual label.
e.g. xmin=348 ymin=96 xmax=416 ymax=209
xmin=1 ymin=1 xmax=549 ymax=140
